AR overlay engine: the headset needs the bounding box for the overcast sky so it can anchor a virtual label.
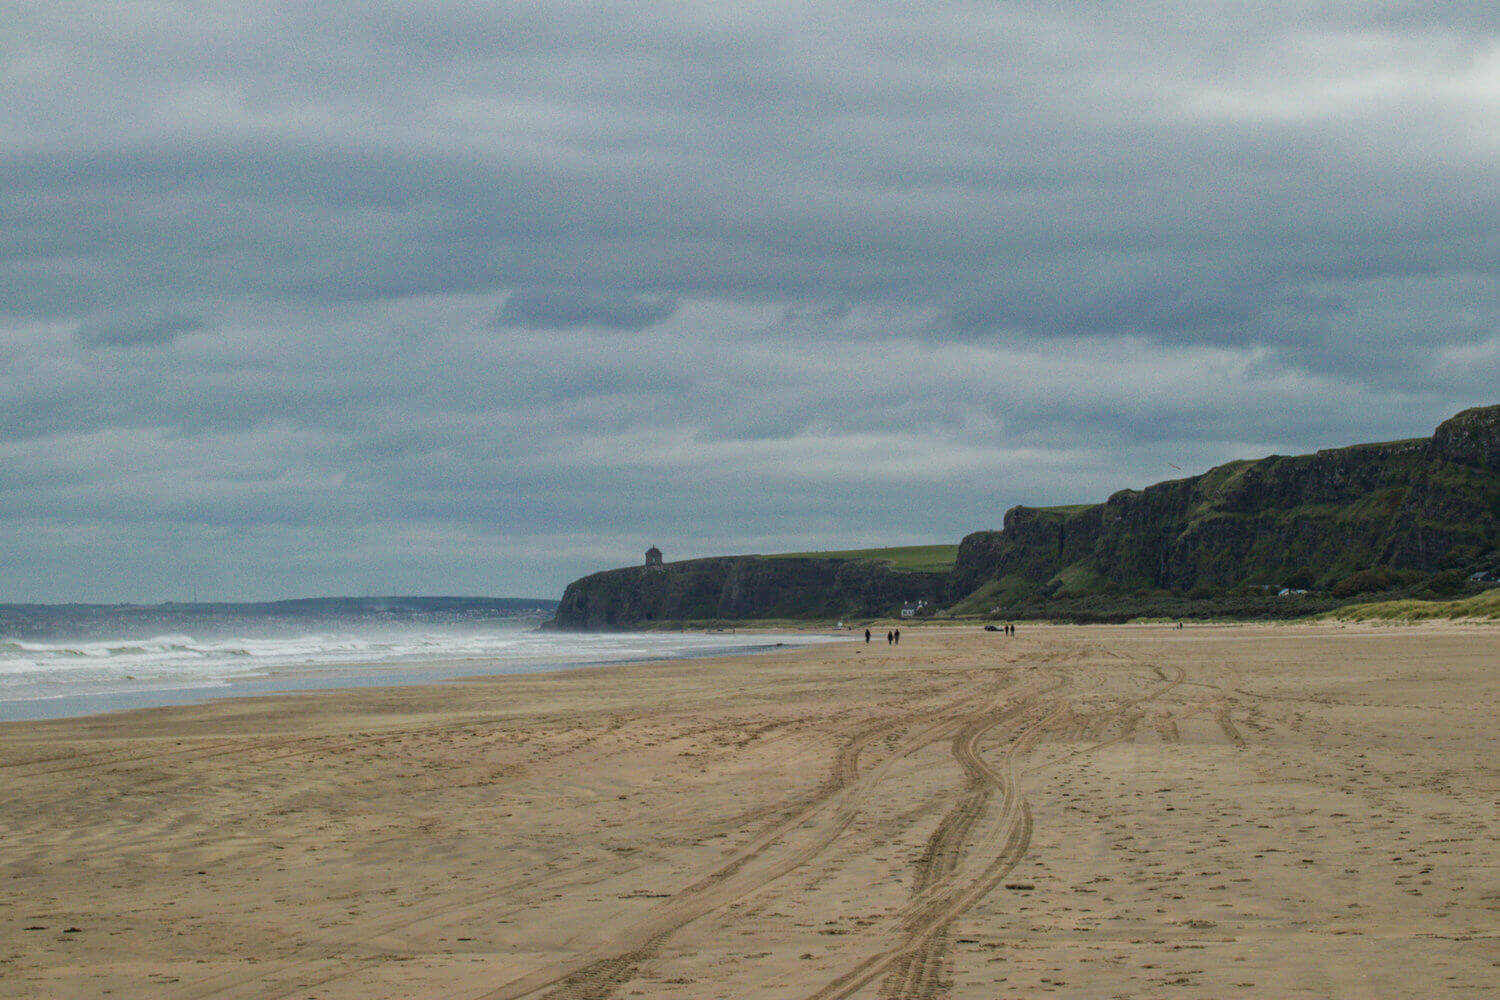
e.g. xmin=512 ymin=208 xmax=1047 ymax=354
xmin=2 ymin=2 xmax=1497 ymax=603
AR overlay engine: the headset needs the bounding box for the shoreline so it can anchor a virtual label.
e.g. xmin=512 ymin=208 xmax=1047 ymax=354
xmin=3 ymin=621 xmax=1495 ymax=998
xmin=0 ymin=629 xmax=841 ymax=726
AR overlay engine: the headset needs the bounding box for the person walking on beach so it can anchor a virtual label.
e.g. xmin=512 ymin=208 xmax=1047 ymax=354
xmin=894 ymin=628 xmax=900 ymax=645
xmin=865 ymin=628 xmax=871 ymax=644
xmin=887 ymin=630 xmax=893 ymax=645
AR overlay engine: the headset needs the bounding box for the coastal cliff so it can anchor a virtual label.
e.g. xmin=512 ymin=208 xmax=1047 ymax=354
xmin=553 ymin=555 xmax=943 ymax=629
xmin=553 ymin=405 xmax=1500 ymax=626
xmin=949 ymin=405 xmax=1500 ymax=608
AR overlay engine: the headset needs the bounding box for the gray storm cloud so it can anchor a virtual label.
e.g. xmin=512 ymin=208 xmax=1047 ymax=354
xmin=497 ymin=289 xmax=678 ymax=330
xmin=0 ymin=1 xmax=1496 ymax=601
xmin=74 ymin=313 xmax=205 ymax=348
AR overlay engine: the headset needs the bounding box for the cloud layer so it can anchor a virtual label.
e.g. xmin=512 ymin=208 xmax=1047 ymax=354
xmin=1 ymin=2 xmax=1496 ymax=601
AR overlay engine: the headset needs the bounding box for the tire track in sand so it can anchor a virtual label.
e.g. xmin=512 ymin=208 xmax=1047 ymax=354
xmin=830 ymin=650 xmax=1186 ymax=1000
xmin=1214 ymin=701 xmax=1246 ymax=747
xmin=806 ymin=688 xmax=1067 ymax=1000
xmin=475 ymin=719 xmax=947 ymax=1000
xmin=875 ymin=710 xmax=1020 ymax=999
xmin=469 ymin=679 xmax=1038 ymax=1000
xmin=1025 ymin=664 xmax=1188 ymax=776
xmin=874 ymin=677 xmax=1077 ymax=1000
xmin=171 ymin=705 xmax=943 ymax=1000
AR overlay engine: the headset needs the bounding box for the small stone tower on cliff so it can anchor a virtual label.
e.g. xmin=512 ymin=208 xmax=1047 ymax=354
xmin=645 ymin=545 xmax=663 ymax=569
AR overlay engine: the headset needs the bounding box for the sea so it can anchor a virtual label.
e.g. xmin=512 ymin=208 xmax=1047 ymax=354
xmin=0 ymin=597 xmax=842 ymax=723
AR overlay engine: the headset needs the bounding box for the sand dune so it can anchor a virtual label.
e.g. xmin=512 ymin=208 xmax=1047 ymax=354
xmin=2 ymin=623 xmax=1496 ymax=998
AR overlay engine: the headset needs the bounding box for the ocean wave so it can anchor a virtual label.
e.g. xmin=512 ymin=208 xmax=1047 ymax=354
xmin=0 ymin=622 xmax=837 ymax=710
xmin=0 ymin=624 xmax=546 ymax=701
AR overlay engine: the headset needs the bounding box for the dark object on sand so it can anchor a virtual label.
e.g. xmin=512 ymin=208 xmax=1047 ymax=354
xmin=984 ymin=624 xmax=1000 ymax=631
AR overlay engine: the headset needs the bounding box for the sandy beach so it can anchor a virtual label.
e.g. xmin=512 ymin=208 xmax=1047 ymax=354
xmin=2 ymin=623 xmax=1496 ymax=999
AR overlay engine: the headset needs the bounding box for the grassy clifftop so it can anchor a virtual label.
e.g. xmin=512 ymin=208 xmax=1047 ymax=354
xmin=764 ymin=544 xmax=959 ymax=572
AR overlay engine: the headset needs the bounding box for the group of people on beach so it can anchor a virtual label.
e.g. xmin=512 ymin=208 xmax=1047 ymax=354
xmin=863 ymin=628 xmax=900 ymax=645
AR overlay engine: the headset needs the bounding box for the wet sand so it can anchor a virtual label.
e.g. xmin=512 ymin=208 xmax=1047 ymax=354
xmin=2 ymin=623 xmax=1496 ymax=999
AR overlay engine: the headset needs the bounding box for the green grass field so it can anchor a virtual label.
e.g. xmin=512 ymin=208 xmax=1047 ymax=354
xmin=765 ymin=544 xmax=960 ymax=572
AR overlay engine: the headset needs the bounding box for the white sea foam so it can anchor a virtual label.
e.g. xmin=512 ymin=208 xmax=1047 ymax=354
xmin=0 ymin=623 xmax=838 ymax=718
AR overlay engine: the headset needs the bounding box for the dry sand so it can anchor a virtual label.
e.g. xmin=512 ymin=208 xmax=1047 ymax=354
xmin=2 ymin=623 xmax=1496 ymax=999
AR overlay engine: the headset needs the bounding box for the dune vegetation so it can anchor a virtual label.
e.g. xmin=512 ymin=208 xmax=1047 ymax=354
xmin=1323 ymin=586 xmax=1500 ymax=622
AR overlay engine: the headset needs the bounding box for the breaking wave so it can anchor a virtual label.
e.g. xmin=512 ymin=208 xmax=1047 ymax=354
xmin=0 ymin=619 xmax=836 ymax=716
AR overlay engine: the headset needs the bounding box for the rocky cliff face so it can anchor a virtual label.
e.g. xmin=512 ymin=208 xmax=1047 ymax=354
xmin=553 ymin=556 xmax=942 ymax=629
xmin=1380 ymin=407 xmax=1500 ymax=570
xmin=950 ymin=405 xmax=1500 ymax=604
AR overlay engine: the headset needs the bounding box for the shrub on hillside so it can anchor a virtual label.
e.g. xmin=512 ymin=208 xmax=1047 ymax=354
xmin=1420 ymin=569 xmax=1469 ymax=598
xmin=1332 ymin=566 xmax=1422 ymax=597
xmin=1282 ymin=568 xmax=1316 ymax=591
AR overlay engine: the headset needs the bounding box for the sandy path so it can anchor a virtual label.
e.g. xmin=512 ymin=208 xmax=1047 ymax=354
xmin=1 ymin=623 xmax=1496 ymax=999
